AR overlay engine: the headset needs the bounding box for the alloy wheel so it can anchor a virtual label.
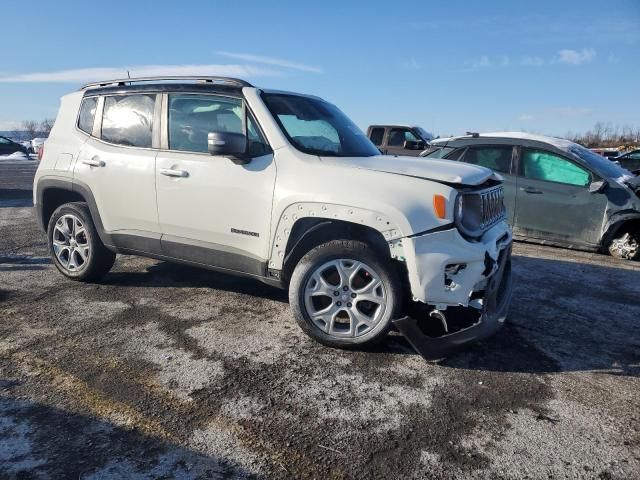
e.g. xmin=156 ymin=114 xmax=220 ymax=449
xmin=52 ymin=214 xmax=91 ymax=272
xmin=304 ymin=258 xmax=387 ymax=337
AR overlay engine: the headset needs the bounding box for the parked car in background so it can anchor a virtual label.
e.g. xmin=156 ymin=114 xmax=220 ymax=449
xmin=33 ymin=76 xmax=513 ymax=356
xmin=422 ymin=132 xmax=640 ymax=260
xmin=20 ymin=140 xmax=34 ymax=153
xmin=591 ymin=147 xmax=621 ymax=160
xmin=614 ymin=149 xmax=640 ymax=175
xmin=0 ymin=135 xmax=29 ymax=156
xmin=31 ymin=137 xmax=47 ymax=157
xmin=366 ymin=124 xmax=433 ymax=156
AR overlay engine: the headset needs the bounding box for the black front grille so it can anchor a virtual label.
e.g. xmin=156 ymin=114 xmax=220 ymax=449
xmin=479 ymin=186 xmax=505 ymax=229
xmin=456 ymin=185 xmax=506 ymax=237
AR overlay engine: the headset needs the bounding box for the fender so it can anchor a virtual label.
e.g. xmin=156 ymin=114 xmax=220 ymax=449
xmin=35 ymin=175 xmax=115 ymax=248
xmin=268 ymin=202 xmax=404 ymax=271
xmin=601 ymin=210 xmax=640 ymax=249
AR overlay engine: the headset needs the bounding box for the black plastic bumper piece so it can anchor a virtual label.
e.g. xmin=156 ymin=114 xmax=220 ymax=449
xmin=393 ymin=244 xmax=513 ymax=360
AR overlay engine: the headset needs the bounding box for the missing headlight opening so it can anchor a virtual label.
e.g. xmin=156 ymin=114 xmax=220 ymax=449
xmin=444 ymin=263 xmax=467 ymax=290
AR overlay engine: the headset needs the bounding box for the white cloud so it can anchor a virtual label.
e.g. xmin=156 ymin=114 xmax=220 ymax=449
xmin=517 ymin=107 xmax=592 ymax=123
xmin=471 ymin=55 xmax=491 ymax=69
xmin=549 ymin=106 xmax=592 ymax=118
xmin=401 ymin=58 xmax=422 ymax=70
xmin=520 ymin=56 xmax=545 ymax=67
xmin=216 ymin=51 xmax=323 ymax=73
xmin=0 ymin=64 xmax=281 ymax=83
xmin=557 ymin=48 xmax=596 ymax=65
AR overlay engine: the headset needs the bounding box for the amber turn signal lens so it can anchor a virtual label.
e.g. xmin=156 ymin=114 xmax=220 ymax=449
xmin=433 ymin=194 xmax=446 ymax=219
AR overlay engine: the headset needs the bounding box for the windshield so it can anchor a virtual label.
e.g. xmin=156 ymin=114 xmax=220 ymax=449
xmin=262 ymin=93 xmax=380 ymax=157
xmin=414 ymin=127 xmax=434 ymax=142
xmin=568 ymin=144 xmax=631 ymax=179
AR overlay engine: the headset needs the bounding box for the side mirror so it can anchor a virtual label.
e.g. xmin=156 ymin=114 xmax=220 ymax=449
xmin=208 ymin=132 xmax=249 ymax=164
xmin=404 ymin=140 xmax=426 ymax=150
xmin=588 ymin=179 xmax=608 ymax=194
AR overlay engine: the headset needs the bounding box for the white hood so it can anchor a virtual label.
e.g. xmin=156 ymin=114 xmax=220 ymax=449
xmin=324 ymin=155 xmax=499 ymax=186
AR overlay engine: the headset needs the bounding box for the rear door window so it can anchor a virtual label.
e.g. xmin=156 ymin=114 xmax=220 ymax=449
xmin=520 ymin=148 xmax=590 ymax=186
xmin=78 ymin=97 xmax=98 ymax=134
xmin=101 ymin=94 xmax=156 ymax=148
xmin=461 ymin=146 xmax=513 ymax=173
xmin=369 ymin=127 xmax=385 ymax=146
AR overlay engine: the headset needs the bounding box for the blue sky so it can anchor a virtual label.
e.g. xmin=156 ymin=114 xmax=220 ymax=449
xmin=1 ymin=0 xmax=638 ymax=136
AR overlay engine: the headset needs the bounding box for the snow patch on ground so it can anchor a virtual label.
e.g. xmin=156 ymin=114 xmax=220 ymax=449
xmin=0 ymin=152 xmax=34 ymax=162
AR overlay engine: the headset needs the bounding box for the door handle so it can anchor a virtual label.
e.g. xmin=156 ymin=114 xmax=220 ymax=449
xmin=82 ymin=157 xmax=105 ymax=167
xmin=159 ymin=168 xmax=189 ymax=178
xmin=520 ymin=186 xmax=542 ymax=194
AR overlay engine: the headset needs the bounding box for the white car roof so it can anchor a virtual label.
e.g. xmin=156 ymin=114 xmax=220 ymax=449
xmin=432 ymin=131 xmax=576 ymax=152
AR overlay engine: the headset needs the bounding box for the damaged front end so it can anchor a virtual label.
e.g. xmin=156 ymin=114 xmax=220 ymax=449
xmin=394 ymin=241 xmax=513 ymax=360
xmin=390 ymin=184 xmax=514 ymax=359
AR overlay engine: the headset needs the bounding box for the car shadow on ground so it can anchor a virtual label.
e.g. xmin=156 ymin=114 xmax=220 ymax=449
xmin=0 ymin=188 xmax=33 ymax=208
xmin=103 ymin=261 xmax=289 ymax=303
xmin=0 ymin=391 xmax=259 ymax=479
xmin=0 ymin=255 xmax=50 ymax=272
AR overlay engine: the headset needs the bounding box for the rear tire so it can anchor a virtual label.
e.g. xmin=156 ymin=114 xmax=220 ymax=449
xmin=289 ymin=239 xmax=402 ymax=349
xmin=47 ymin=202 xmax=116 ymax=281
xmin=608 ymin=229 xmax=640 ymax=261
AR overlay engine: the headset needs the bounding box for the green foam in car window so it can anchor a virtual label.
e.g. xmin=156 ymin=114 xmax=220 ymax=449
xmin=524 ymin=151 xmax=589 ymax=186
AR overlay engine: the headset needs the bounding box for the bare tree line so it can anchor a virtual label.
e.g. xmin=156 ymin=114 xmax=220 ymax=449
xmin=566 ymin=123 xmax=640 ymax=149
xmin=11 ymin=119 xmax=55 ymax=141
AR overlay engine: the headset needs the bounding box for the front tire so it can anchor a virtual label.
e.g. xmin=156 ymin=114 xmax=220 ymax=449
xmin=608 ymin=230 xmax=640 ymax=261
xmin=47 ymin=202 xmax=116 ymax=281
xmin=289 ymin=239 xmax=402 ymax=349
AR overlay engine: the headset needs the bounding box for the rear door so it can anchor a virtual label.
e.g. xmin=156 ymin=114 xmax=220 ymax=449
xmin=74 ymin=94 xmax=160 ymax=240
xmin=455 ymin=145 xmax=517 ymax=225
xmin=513 ymin=147 xmax=607 ymax=247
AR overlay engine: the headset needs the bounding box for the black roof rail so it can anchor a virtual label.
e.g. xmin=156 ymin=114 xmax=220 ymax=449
xmin=466 ymin=131 xmax=480 ymax=138
xmin=80 ymin=76 xmax=253 ymax=90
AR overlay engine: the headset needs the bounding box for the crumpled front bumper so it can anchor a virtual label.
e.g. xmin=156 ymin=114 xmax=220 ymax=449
xmin=390 ymin=222 xmax=513 ymax=359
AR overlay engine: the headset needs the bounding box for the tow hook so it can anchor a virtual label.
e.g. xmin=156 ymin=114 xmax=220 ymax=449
xmin=429 ymin=309 xmax=448 ymax=333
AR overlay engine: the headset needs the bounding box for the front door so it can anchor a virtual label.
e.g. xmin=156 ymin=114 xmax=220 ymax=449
xmin=513 ymin=147 xmax=607 ymax=247
xmin=155 ymin=93 xmax=276 ymax=276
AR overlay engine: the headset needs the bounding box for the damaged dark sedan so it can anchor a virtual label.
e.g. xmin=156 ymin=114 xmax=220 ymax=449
xmin=423 ymin=132 xmax=640 ymax=260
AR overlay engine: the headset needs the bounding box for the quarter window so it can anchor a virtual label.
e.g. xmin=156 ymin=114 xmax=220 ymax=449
xmin=521 ymin=149 xmax=589 ymax=186
xmin=101 ymin=94 xmax=155 ymax=148
xmin=461 ymin=146 xmax=512 ymax=173
xmin=78 ymin=97 xmax=98 ymax=134
xmin=369 ymin=127 xmax=385 ymax=146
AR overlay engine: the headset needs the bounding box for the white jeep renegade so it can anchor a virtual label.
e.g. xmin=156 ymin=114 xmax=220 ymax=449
xmin=34 ymin=76 xmax=513 ymax=355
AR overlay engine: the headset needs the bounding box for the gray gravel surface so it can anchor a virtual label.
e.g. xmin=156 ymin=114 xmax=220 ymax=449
xmin=1 ymin=162 xmax=639 ymax=479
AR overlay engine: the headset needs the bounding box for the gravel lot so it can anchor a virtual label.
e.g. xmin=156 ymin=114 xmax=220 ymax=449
xmin=1 ymin=161 xmax=639 ymax=479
